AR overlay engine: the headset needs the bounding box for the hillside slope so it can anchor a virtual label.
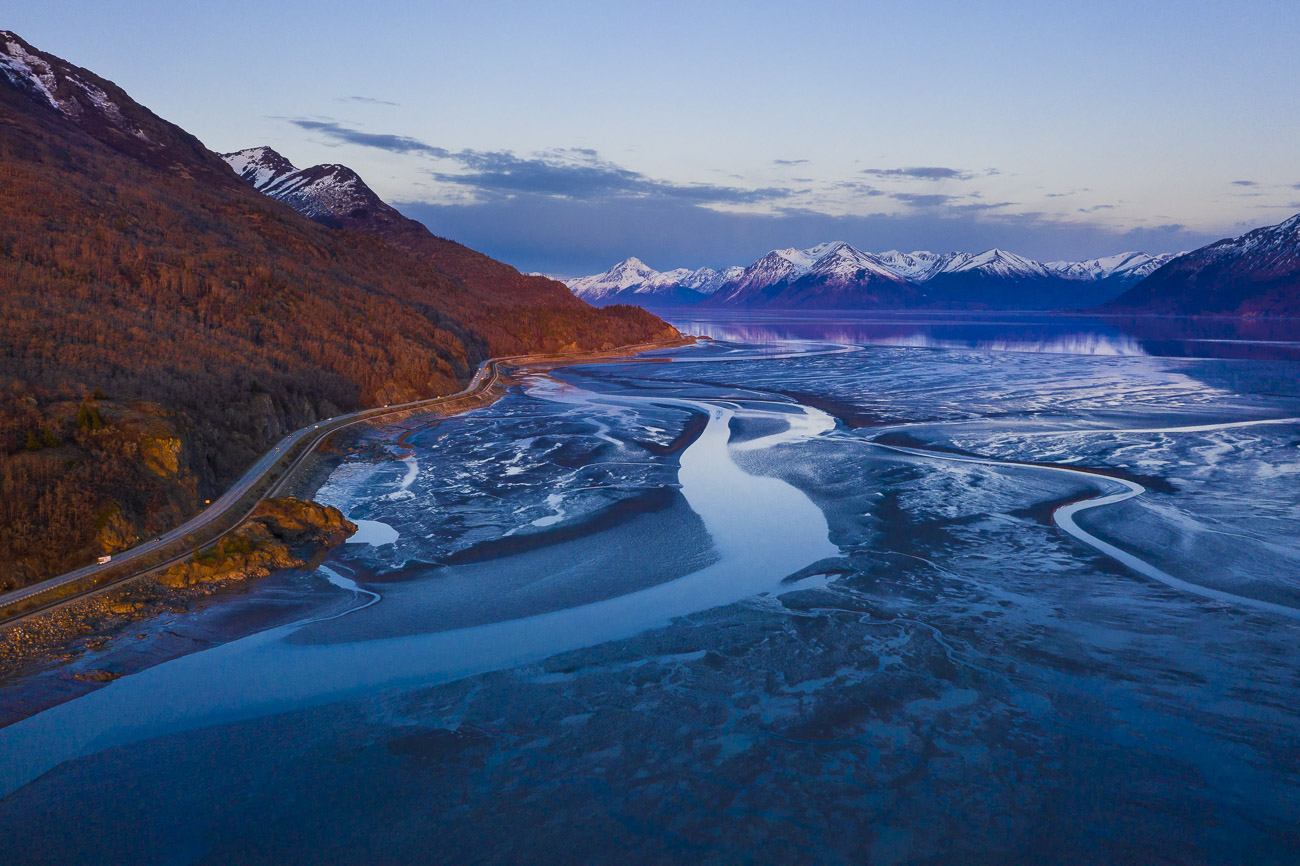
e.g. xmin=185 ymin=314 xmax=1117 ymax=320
xmin=1104 ymin=214 xmax=1300 ymax=316
xmin=0 ymin=31 xmax=674 ymax=588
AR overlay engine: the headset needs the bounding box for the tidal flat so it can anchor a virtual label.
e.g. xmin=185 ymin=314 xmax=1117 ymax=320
xmin=2 ymin=314 xmax=1299 ymax=864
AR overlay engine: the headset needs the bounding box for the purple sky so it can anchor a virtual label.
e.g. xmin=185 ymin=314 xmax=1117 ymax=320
xmin=9 ymin=0 xmax=1300 ymax=273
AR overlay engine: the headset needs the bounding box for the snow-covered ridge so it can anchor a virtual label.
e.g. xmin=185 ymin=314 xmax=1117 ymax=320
xmin=1103 ymin=211 xmax=1300 ymax=315
xmin=1046 ymin=251 xmax=1179 ymax=281
xmin=221 ymin=147 xmax=377 ymax=222
xmin=1195 ymin=212 xmax=1300 ymax=267
xmin=566 ymin=257 xmax=741 ymax=304
xmin=566 ymin=240 xmax=1182 ymax=306
xmin=937 ymin=248 xmax=1052 ymax=279
xmin=224 ymin=146 xmax=297 ymax=190
xmin=0 ymin=30 xmax=150 ymax=142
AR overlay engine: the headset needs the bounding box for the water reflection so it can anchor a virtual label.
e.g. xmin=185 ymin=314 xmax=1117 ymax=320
xmin=664 ymin=310 xmax=1300 ymax=361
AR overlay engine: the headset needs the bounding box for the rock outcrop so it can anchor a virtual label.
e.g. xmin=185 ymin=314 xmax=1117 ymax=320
xmin=156 ymin=498 xmax=355 ymax=588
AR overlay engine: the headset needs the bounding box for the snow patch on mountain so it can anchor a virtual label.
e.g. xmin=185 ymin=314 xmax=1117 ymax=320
xmin=0 ymin=31 xmax=150 ymax=142
xmin=1196 ymin=212 xmax=1300 ymax=267
xmin=936 ymin=248 xmax=1053 ymax=279
xmin=565 ymin=257 xmax=738 ymax=304
xmin=0 ymin=33 xmax=65 ymax=112
xmin=1046 ymin=252 xmax=1178 ymax=281
xmin=224 ymin=146 xmax=297 ymax=190
xmin=222 ymin=147 xmax=379 ymax=223
xmin=875 ymin=250 xmax=948 ymax=281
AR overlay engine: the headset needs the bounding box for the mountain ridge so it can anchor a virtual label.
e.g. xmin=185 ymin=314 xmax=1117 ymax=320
xmin=1103 ymin=213 xmax=1300 ymax=316
xmin=566 ymin=243 xmax=1178 ymax=310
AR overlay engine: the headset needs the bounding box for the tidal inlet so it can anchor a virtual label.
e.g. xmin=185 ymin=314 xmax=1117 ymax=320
xmin=5 ymin=319 xmax=1300 ymax=862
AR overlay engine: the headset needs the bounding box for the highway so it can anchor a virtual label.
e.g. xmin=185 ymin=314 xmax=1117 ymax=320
xmin=0 ymin=340 xmax=680 ymax=624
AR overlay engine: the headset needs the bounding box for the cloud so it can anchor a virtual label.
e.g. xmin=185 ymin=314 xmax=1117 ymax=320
xmin=882 ymin=192 xmax=1013 ymax=212
xmin=429 ymin=148 xmax=793 ymax=205
xmin=278 ymin=117 xmax=1223 ymax=275
xmin=338 ymin=96 xmax=400 ymax=106
xmin=289 ymin=119 xmax=449 ymax=156
xmin=888 ymin=192 xmax=956 ymax=207
xmin=286 ymin=119 xmax=793 ymax=206
xmin=862 ymin=166 xmax=973 ymax=181
xmin=949 ymin=201 xmax=1017 ymax=213
xmin=397 ymin=193 xmax=1220 ymax=276
xmin=833 ymin=180 xmax=886 ymax=197
xmin=772 ymin=159 xmax=810 ymax=166
xmin=1077 ymin=204 xmax=1117 ymax=213
xmin=1231 ymin=180 xmax=1258 ymax=187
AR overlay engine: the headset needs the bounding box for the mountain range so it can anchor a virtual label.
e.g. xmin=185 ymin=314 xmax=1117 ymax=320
xmin=565 ymin=243 xmax=1179 ymax=310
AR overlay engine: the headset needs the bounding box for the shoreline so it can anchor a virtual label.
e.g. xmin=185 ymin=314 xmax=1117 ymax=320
xmin=0 ymin=336 xmax=697 ymax=722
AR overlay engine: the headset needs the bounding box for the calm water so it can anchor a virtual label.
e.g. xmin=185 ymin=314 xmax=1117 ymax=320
xmin=667 ymin=309 xmax=1300 ymax=362
xmin=2 ymin=313 xmax=1299 ymax=863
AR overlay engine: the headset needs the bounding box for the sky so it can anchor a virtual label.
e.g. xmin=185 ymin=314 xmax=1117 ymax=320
xmin=9 ymin=1 xmax=1300 ymax=275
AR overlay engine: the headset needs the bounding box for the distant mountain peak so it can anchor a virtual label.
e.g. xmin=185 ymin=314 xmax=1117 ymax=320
xmin=564 ymin=257 xmax=747 ymax=306
xmin=221 ymin=148 xmax=397 ymax=229
xmin=939 ymin=248 xmax=1050 ymax=278
xmin=1046 ymin=251 xmax=1179 ymax=282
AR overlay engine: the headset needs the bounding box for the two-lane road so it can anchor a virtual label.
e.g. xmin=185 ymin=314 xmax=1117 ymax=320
xmin=0 ymin=340 xmax=682 ymax=624
xmin=0 ymin=358 xmax=505 ymax=619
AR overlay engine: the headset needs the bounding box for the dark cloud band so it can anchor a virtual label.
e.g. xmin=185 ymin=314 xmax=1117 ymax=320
xmin=862 ymin=166 xmax=973 ymax=181
xmin=289 ymin=119 xmax=448 ymax=156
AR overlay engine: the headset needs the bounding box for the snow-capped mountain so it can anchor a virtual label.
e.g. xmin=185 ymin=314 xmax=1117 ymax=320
xmin=0 ymin=30 xmax=231 ymax=180
xmin=874 ymin=250 xmax=949 ymax=282
xmin=566 ymin=241 xmax=1184 ymax=310
xmin=1105 ymin=213 xmax=1300 ymax=316
xmin=0 ymin=32 xmax=138 ymax=129
xmin=714 ymin=242 xmax=916 ymax=308
xmin=565 ymin=259 xmax=742 ymax=307
xmin=224 ymin=145 xmax=296 ymax=189
xmin=221 ymin=146 xmax=396 ymax=230
xmin=682 ymin=265 xmax=745 ymax=294
xmin=935 ymin=248 xmax=1054 ymax=279
xmin=224 ymin=146 xmax=600 ymax=311
xmin=568 ymin=257 xmax=681 ymax=298
xmin=1046 ymin=252 xmax=1178 ymax=283
xmin=918 ymin=248 xmax=1089 ymax=309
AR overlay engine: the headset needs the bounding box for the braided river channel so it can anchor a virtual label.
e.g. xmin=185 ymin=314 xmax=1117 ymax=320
xmin=3 ymin=311 xmax=1299 ymax=863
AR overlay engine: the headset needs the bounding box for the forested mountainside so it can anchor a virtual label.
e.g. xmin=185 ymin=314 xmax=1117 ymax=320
xmin=0 ymin=31 xmax=675 ymax=588
xmin=221 ymin=145 xmax=617 ymax=321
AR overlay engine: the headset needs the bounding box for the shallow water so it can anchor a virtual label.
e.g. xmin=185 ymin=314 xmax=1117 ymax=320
xmin=0 ymin=370 xmax=839 ymax=795
xmin=2 ymin=315 xmax=1299 ymax=863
